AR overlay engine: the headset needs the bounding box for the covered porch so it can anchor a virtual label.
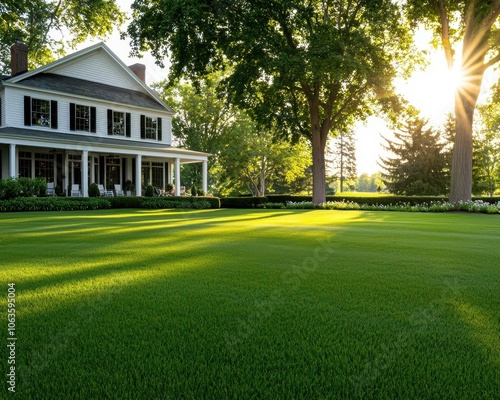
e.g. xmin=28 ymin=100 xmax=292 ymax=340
xmin=0 ymin=128 xmax=210 ymax=197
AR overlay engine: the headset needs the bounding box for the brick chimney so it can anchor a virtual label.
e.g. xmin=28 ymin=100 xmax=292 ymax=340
xmin=11 ymin=40 xmax=29 ymax=76
xmin=128 ymin=63 xmax=146 ymax=83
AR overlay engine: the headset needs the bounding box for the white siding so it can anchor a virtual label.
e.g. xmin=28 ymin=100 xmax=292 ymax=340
xmin=164 ymin=116 xmax=172 ymax=144
xmin=5 ymin=86 xmax=172 ymax=146
xmin=0 ymin=91 xmax=4 ymax=127
xmin=50 ymin=50 xmax=143 ymax=92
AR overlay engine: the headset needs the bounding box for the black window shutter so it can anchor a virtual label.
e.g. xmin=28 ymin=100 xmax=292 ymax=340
xmin=99 ymin=156 xmax=105 ymax=183
xmin=140 ymin=115 xmax=145 ymax=139
xmin=69 ymin=103 xmax=75 ymax=131
xmin=90 ymin=107 xmax=97 ymax=133
xmin=107 ymin=109 xmax=113 ymax=135
xmin=0 ymin=98 xmax=2 ymax=126
xmin=126 ymin=113 xmax=131 ymax=137
xmin=51 ymin=100 xmax=58 ymax=129
xmin=24 ymin=96 xmax=31 ymax=126
xmin=157 ymin=118 xmax=162 ymax=141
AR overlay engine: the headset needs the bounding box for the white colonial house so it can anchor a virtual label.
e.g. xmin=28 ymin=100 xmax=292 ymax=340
xmin=0 ymin=41 xmax=210 ymax=197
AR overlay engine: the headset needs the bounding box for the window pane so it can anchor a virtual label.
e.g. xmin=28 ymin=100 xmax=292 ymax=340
xmin=145 ymin=117 xmax=157 ymax=140
xmin=75 ymin=105 xmax=90 ymax=131
xmin=31 ymin=99 xmax=50 ymax=126
xmin=113 ymin=112 xmax=125 ymax=135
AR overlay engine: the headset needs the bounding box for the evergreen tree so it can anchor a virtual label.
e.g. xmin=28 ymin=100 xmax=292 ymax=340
xmin=472 ymin=104 xmax=500 ymax=196
xmin=328 ymin=131 xmax=357 ymax=193
xmin=379 ymin=109 xmax=449 ymax=196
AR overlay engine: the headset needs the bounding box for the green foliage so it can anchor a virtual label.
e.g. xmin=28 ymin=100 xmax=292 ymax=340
xmin=88 ymin=183 xmax=100 ymax=198
xmin=285 ymin=199 xmax=500 ymax=214
xmin=129 ymin=0 xmax=414 ymax=203
xmin=140 ymin=198 xmax=211 ymax=209
xmin=379 ymin=108 xmax=449 ymax=196
xmin=256 ymin=202 xmax=286 ymax=209
xmin=268 ymin=194 xmax=449 ymax=206
xmin=155 ymin=73 xmax=311 ymax=196
xmin=108 ymin=196 xmax=143 ymax=209
xmin=123 ymin=180 xmax=135 ymax=192
xmin=328 ymin=131 xmax=357 ymax=193
xmin=145 ymin=185 xmax=155 ymax=197
xmin=357 ymin=173 xmax=386 ymax=193
xmin=0 ymin=177 xmax=46 ymax=199
xmin=407 ymin=0 xmax=500 ymax=202
xmin=0 ymin=0 xmax=124 ymax=74
xmin=217 ymin=129 xmax=311 ymax=197
xmin=0 ymin=197 xmax=111 ymax=212
xmin=472 ymin=104 xmax=500 ymax=196
xmin=220 ymin=197 xmax=268 ymax=208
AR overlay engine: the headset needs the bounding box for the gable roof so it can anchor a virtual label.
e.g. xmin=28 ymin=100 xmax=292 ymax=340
xmin=17 ymin=73 xmax=171 ymax=112
xmin=3 ymin=42 xmax=173 ymax=113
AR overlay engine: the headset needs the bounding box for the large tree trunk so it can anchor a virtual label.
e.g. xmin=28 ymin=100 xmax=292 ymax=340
xmin=449 ymin=31 xmax=486 ymax=203
xmin=450 ymin=91 xmax=475 ymax=202
xmin=311 ymin=128 xmax=328 ymax=204
xmin=307 ymin=85 xmax=331 ymax=205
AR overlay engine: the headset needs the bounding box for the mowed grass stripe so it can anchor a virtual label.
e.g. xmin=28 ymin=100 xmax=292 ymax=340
xmin=1 ymin=209 xmax=498 ymax=399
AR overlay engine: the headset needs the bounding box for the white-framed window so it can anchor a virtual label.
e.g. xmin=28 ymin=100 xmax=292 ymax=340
xmin=107 ymin=109 xmax=131 ymax=137
xmin=70 ymin=103 xmax=96 ymax=133
xmin=145 ymin=117 xmax=157 ymax=140
xmin=141 ymin=115 xmax=162 ymax=141
xmin=24 ymin=96 xmax=58 ymax=129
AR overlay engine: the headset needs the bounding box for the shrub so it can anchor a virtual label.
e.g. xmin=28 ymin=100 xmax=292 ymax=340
xmin=0 ymin=177 xmax=47 ymax=199
xmin=89 ymin=183 xmax=100 ymax=197
xmin=140 ymin=198 xmax=211 ymax=209
xmin=108 ymin=196 xmax=143 ymax=209
xmin=283 ymin=200 xmax=500 ymax=214
xmin=145 ymin=185 xmax=155 ymax=197
xmin=0 ymin=197 xmax=111 ymax=212
xmin=256 ymin=202 xmax=286 ymax=209
xmin=220 ymin=197 xmax=268 ymax=208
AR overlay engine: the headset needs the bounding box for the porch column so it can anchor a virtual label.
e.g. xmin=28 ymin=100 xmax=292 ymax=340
xmin=82 ymin=150 xmax=89 ymax=197
xmin=136 ymin=154 xmax=142 ymax=196
xmin=174 ymin=158 xmax=181 ymax=196
xmin=202 ymin=160 xmax=208 ymax=194
xmin=9 ymin=144 xmax=16 ymax=178
xmin=64 ymin=153 xmax=69 ymax=196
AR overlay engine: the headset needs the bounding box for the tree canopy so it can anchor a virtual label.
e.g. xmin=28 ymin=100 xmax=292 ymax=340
xmin=0 ymin=0 xmax=124 ymax=74
xmin=407 ymin=0 xmax=500 ymax=202
xmin=380 ymin=108 xmax=449 ymax=196
xmin=128 ymin=0 xmax=413 ymax=203
xmin=156 ymin=72 xmax=310 ymax=196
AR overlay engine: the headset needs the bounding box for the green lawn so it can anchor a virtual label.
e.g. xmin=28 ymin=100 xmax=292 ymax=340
xmin=2 ymin=209 xmax=499 ymax=399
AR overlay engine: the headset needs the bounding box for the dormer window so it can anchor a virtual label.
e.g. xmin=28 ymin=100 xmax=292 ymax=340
xmin=107 ymin=109 xmax=131 ymax=137
xmin=70 ymin=103 xmax=96 ymax=132
xmin=141 ymin=115 xmax=162 ymax=141
xmin=24 ymin=96 xmax=58 ymax=129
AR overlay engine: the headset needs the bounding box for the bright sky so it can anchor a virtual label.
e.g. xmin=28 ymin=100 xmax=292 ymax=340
xmin=78 ymin=6 xmax=497 ymax=175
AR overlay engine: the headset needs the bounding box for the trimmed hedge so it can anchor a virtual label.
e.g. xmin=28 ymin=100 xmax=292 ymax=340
xmin=0 ymin=196 xmax=221 ymax=212
xmin=267 ymin=194 xmax=500 ymax=206
xmin=95 ymin=196 xmax=219 ymax=209
xmin=0 ymin=197 xmax=111 ymax=212
xmin=140 ymin=198 xmax=211 ymax=209
xmin=108 ymin=196 xmax=143 ymax=209
xmin=266 ymin=194 xmax=450 ymax=206
xmin=220 ymin=197 xmax=268 ymax=208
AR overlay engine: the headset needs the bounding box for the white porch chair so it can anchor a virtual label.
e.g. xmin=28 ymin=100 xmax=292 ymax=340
xmin=46 ymin=182 xmax=56 ymax=196
xmin=71 ymin=184 xmax=81 ymax=197
xmin=98 ymin=184 xmax=106 ymax=197
xmin=114 ymin=184 xmax=124 ymax=196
